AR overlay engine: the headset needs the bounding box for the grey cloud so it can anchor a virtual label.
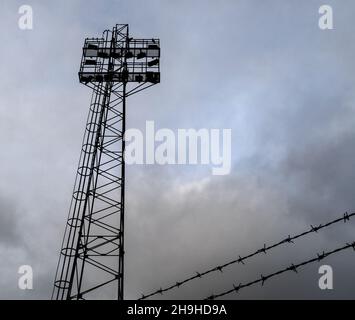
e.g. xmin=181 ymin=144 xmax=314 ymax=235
xmin=0 ymin=0 xmax=355 ymax=299
xmin=0 ymin=196 xmax=20 ymax=246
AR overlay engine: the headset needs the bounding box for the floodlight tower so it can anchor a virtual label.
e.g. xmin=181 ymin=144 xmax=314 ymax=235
xmin=52 ymin=24 xmax=160 ymax=300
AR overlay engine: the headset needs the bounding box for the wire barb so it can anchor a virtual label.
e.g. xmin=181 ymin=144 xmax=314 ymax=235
xmin=237 ymin=256 xmax=245 ymax=264
xmin=284 ymin=235 xmax=294 ymax=244
xmin=317 ymin=252 xmax=326 ymax=261
xmin=233 ymin=283 xmax=242 ymax=293
xmin=310 ymin=224 xmax=321 ymax=233
xmin=288 ymin=264 xmax=298 ymax=273
xmin=344 ymin=212 xmax=350 ymax=222
xmin=261 ymin=274 xmax=267 ymax=286
xmin=216 ymin=266 xmax=223 ymax=273
xmin=258 ymin=244 xmax=267 ymax=254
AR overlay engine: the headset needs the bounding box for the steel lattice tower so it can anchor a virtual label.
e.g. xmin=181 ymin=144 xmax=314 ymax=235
xmin=52 ymin=24 xmax=160 ymax=300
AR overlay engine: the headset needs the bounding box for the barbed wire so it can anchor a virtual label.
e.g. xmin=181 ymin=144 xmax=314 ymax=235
xmin=139 ymin=211 xmax=354 ymax=300
xmin=205 ymin=241 xmax=355 ymax=300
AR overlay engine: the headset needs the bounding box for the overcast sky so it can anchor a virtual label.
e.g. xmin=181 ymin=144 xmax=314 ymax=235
xmin=0 ymin=0 xmax=355 ymax=299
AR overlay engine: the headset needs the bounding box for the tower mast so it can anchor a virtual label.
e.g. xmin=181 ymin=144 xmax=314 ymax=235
xmin=52 ymin=24 xmax=160 ymax=300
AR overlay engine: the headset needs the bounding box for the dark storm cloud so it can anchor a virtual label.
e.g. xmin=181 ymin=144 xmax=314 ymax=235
xmin=281 ymin=130 xmax=355 ymax=223
xmin=0 ymin=0 xmax=355 ymax=299
xmin=0 ymin=196 xmax=20 ymax=245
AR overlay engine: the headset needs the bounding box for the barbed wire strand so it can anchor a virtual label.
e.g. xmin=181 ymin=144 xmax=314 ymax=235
xmin=139 ymin=211 xmax=354 ymax=300
xmin=205 ymin=241 xmax=355 ymax=300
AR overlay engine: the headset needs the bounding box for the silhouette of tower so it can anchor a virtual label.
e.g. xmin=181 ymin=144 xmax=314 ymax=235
xmin=52 ymin=24 xmax=160 ymax=300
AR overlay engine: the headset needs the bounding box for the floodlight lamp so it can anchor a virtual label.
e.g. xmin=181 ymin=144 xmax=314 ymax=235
xmin=137 ymin=51 xmax=146 ymax=59
xmin=148 ymin=58 xmax=159 ymax=67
